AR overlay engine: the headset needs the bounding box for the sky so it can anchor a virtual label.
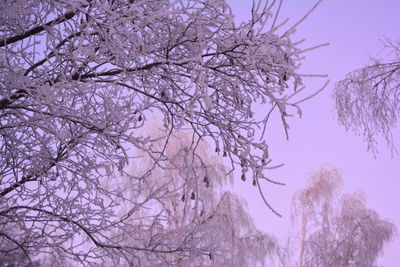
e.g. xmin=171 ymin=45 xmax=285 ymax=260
xmin=226 ymin=0 xmax=400 ymax=266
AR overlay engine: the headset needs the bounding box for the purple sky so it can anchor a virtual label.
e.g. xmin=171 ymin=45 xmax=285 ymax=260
xmin=226 ymin=0 xmax=400 ymax=266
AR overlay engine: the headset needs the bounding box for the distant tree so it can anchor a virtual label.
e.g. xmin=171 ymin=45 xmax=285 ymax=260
xmin=0 ymin=0 xmax=325 ymax=264
xmin=100 ymin=121 xmax=279 ymax=266
xmin=289 ymin=166 xmax=396 ymax=267
xmin=334 ymin=38 xmax=400 ymax=156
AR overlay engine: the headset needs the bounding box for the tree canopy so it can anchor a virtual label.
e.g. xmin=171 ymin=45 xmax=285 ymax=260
xmin=334 ymin=38 xmax=400 ymax=156
xmin=0 ymin=0 xmax=327 ymax=265
xmin=289 ymin=167 xmax=396 ymax=267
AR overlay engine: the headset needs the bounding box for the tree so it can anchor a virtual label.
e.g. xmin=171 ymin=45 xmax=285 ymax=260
xmin=289 ymin=166 xmax=396 ymax=267
xmin=334 ymin=38 xmax=400 ymax=156
xmin=104 ymin=123 xmax=279 ymax=266
xmin=0 ymin=0 xmax=325 ymax=265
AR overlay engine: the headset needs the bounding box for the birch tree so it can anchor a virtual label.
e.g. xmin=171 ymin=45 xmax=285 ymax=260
xmin=334 ymin=39 xmax=400 ymax=156
xmin=0 ymin=0 xmax=325 ymax=265
xmin=104 ymin=123 xmax=279 ymax=266
xmin=290 ymin=167 xmax=396 ymax=267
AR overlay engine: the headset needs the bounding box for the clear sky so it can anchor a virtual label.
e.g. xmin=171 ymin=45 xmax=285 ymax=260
xmin=226 ymin=0 xmax=400 ymax=266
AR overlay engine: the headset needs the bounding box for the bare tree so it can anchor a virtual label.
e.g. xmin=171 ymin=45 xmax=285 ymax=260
xmin=289 ymin=166 xmax=396 ymax=267
xmin=334 ymin=38 xmax=400 ymax=156
xmin=0 ymin=0 xmax=326 ymax=265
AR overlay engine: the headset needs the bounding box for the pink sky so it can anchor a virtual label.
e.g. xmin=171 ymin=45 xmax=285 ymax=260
xmin=226 ymin=0 xmax=400 ymax=266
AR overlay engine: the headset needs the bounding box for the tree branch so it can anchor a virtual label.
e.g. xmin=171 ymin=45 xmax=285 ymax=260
xmin=0 ymin=11 xmax=77 ymax=48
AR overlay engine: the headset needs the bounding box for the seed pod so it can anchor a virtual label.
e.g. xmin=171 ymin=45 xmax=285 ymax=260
xmin=241 ymin=173 xmax=246 ymax=181
xmin=181 ymin=195 xmax=185 ymax=202
xmin=252 ymin=179 xmax=256 ymax=186
xmin=203 ymin=176 xmax=210 ymax=188
xmin=223 ymin=151 xmax=227 ymax=157
xmin=215 ymin=146 xmax=220 ymax=153
xmin=138 ymin=115 xmax=142 ymax=121
xmin=284 ymin=53 xmax=290 ymax=63
xmin=240 ymin=160 xmax=246 ymax=168
xmin=191 ymin=192 xmax=195 ymax=200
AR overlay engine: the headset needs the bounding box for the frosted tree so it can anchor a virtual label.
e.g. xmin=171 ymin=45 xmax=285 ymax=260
xmin=0 ymin=0 xmax=326 ymax=265
xmin=102 ymin=123 xmax=279 ymax=266
xmin=289 ymin=166 xmax=396 ymax=267
xmin=334 ymin=38 xmax=400 ymax=156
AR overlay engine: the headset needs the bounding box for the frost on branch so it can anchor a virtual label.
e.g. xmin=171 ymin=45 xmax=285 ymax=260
xmin=101 ymin=123 xmax=279 ymax=266
xmin=0 ymin=0 xmax=324 ymax=264
xmin=334 ymin=39 xmax=400 ymax=156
